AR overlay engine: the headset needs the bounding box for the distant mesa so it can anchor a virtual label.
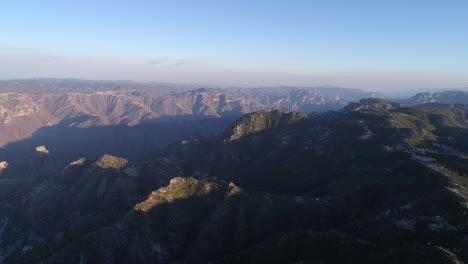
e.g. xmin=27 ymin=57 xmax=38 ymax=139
xmin=94 ymin=154 xmax=128 ymax=169
xmin=35 ymin=145 xmax=49 ymax=154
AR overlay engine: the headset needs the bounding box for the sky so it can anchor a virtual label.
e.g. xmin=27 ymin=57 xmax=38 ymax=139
xmin=1 ymin=0 xmax=468 ymax=91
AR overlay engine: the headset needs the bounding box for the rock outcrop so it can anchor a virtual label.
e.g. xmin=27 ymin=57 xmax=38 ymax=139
xmin=94 ymin=154 xmax=128 ymax=169
xmin=35 ymin=145 xmax=49 ymax=154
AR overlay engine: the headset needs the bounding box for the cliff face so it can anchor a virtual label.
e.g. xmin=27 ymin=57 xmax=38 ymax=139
xmin=0 ymin=94 xmax=58 ymax=147
xmin=0 ymin=94 xmax=41 ymax=124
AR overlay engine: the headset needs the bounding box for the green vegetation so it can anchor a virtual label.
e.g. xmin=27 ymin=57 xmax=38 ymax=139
xmin=93 ymin=154 xmax=128 ymax=169
xmin=229 ymin=110 xmax=308 ymax=140
xmin=134 ymin=177 xmax=219 ymax=212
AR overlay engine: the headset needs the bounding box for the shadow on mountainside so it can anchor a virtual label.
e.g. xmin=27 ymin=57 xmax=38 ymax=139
xmin=36 ymin=175 xmax=466 ymax=264
xmin=0 ymin=114 xmax=239 ymax=167
xmin=32 ymin=177 xmax=382 ymax=264
xmin=2 ymin=105 xmax=467 ymax=263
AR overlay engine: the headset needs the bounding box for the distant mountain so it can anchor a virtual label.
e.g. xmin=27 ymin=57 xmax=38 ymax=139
xmin=341 ymin=98 xmax=401 ymax=112
xmin=401 ymin=90 xmax=468 ymax=105
xmin=0 ymin=81 xmax=375 ymax=130
xmin=1 ymin=100 xmax=466 ymax=263
xmin=0 ymin=79 xmax=374 ymax=162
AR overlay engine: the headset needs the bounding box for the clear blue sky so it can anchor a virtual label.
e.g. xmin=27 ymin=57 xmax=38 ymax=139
xmin=1 ymin=0 xmax=468 ymax=91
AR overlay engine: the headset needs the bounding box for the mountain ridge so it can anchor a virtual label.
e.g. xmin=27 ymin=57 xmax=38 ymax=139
xmin=0 ymin=80 xmax=378 ymax=164
xmin=0 ymin=83 xmax=467 ymax=263
xmin=1 ymin=101 xmax=467 ymax=263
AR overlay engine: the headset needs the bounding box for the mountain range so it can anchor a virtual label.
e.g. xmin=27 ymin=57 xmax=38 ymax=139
xmin=0 ymin=79 xmax=376 ymax=163
xmin=400 ymin=91 xmax=468 ymax=105
xmin=0 ymin=86 xmax=467 ymax=263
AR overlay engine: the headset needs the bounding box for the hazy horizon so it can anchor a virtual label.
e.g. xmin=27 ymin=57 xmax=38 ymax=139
xmin=2 ymin=0 xmax=468 ymax=91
